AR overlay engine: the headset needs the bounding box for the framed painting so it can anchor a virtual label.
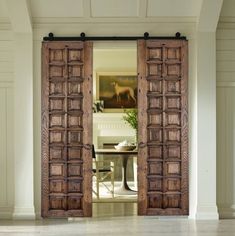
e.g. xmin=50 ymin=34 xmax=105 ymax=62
xmin=96 ymin=72 xmax=137 ymax=111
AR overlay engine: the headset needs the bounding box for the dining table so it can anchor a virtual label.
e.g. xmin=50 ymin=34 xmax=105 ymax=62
xmin=95 ymin=148 xmax=138 ymax=195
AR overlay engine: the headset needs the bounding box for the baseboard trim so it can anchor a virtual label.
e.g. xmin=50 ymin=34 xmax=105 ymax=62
xmin=196 ymin=205 xmax=219 ymax=220
xmin=218 ymin=206 xmax=235 ymax=219
xmin=13 ymin=207 xmax=36 ymax=220
xmin=0 ymin=206 xmax=13 ymax=219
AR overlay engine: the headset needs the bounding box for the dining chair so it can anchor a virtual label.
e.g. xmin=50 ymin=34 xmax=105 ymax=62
xmin=92 ymin=145 xmax=115 ymax=199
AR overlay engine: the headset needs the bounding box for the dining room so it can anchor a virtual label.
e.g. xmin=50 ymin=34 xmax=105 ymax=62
xmin=92 ymin=41 xmax=138 ymax=216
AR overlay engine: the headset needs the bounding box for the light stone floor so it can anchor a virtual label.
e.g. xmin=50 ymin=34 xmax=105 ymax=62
xmin=1 ymin=203 xmax=235 ymax=236
xmin=92 ymin=181 xmax=137 ymax=202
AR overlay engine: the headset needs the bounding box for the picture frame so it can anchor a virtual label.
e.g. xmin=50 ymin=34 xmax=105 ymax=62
xmin=96 ymin=72 xmax=137 ymax=112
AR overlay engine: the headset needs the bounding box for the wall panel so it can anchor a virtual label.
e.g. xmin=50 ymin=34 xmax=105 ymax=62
xmin=0 ymin=30 xmax=14 ymax=219
xmin=217 ymin=27 xmax=235 ymax=218
xmin=217 ymin=86 xmax=235 ymax=218
xmin=0 ymin=86 xmax=14 ymax=219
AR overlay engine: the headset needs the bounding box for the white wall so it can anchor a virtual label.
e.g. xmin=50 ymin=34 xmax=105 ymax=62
xmin=33 ymin=37 xmax=41 ymax=219
xmin=0 ymin=29 xmax=14 ymax=219
xmin=93 ymin=45 xmax=137 ymax=99
xmin=216 ymin=23 xmax=235 ymax=218
xmin=196 ymin=31 xmax=218 ymax=219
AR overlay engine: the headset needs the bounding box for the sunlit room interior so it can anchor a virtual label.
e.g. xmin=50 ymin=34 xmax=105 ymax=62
xmin=92 ymin=42 xmax=138 ymax=214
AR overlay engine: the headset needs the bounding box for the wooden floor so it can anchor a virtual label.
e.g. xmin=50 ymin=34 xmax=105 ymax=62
xmin=0 ymin=203 xmax=235 ymax=235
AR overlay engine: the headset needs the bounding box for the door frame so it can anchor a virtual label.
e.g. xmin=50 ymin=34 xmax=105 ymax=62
xmin=41 ymin=38 xmax=188 ymax=217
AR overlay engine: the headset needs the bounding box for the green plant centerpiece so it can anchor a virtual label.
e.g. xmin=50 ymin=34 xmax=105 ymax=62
xmin=122 ymin=109 xmax=138 ymax=146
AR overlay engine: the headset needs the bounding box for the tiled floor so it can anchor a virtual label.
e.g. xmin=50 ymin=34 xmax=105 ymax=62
xmin=1 ymin=215 xmax=235 ymax=235
xmin=0 ymin=183 xmax=234 ymax=235
xmin=1 ymin=203 xmax=235 ymax=235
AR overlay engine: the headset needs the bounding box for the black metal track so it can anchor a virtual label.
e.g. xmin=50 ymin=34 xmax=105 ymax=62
xmin=43 ymin=32 xmax=187 ymax=41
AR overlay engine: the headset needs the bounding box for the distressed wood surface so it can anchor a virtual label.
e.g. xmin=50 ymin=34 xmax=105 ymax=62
xmin=137 ymin=40 xmax=148 ymax=215
xmin=137 ymin=39 xmax=189 ymax=215
xmin=82 ymin=41 xmax=93 ymax=217
xmin=41 ymin=41 xmax=93 ymax=218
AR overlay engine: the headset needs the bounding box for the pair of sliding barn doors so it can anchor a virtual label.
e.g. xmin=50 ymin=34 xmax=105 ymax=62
xmin=41 ymin=39 xmax=188 ymax=217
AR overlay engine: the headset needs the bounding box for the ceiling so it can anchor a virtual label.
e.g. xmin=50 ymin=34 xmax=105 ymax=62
xmin=0 ymin=0 xmax=202 ymax=22
xmin=28 ymin=0 xmax=202 ymax=18
xmin=0 ymin=0 xmax=233 ymax=26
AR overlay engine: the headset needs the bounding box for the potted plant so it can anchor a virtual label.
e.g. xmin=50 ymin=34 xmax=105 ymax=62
xmin=122 ymin=109 xmax=138 ymax=145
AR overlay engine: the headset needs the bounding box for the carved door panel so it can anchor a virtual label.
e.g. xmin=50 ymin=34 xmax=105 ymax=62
xmin=42 ymin=41 xmax=93 ymax=217
xmin=137 ymin=40 xmax=188 ymax=215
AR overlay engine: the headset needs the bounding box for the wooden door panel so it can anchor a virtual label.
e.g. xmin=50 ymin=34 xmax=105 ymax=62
xmin=138 ymin=40 xmax=188 ymax=216
xmin=42 ymin=41 xmax=92 ymax=218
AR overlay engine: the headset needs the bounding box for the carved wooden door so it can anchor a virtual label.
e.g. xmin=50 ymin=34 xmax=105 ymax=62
xmin=41 ymin=41 xmax=93 ymax=217
xmin=137 ymin=40 xmax=188 ymax=215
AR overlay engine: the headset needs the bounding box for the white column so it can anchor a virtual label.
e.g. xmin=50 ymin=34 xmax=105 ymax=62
xmin=13 ymin=33 xmax=35 ymax=220
xmin=196 ymin=31 xmax=218 ymax=219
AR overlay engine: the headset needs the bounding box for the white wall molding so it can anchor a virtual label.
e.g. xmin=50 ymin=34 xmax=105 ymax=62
xmin=216 ymin=87 xmax=235 ymax=219
xmin=32 ymin=16 xmax=197 ymax=24
xmin=0 ymin=29 xmax=14 ymax=220
xmin=0 ymin=17 xmax=11 ymax=25
xmin=197 ymin=0 xmax=223 ymax=32
xmin=5 ymin=0 xmax=32 ymax=33
xmin=13 ymin=207 xmax=36 ymax=220
xmin=0 ymin=207 xmax=13 ymax=219
xmin=0 ymin=82 xmax=14 ymax=88
xmin=83 ymin=0 xmax=91 ymax=18
xmin=217 ymin=81 xmax=235 ymax=87
xmin=0 ymin=87 xmax=14 ymax=220
xmin=194 ymin=0 xmax=224 ymax=219
xmin=216 ymin=19 xmax=235 ymax=219
xmin=196 ymin=205 xmax=219 ymax=220
xmin=32 ymin=22 xmax=196 ymax=41
xmin=219 ymin=16 xmax=235 ymax=23
xmin=138 ymin=0 xmax=147 ymax=18
xmin=218 ymin=205 xmax=235 ymax=219
xmin=217 ymin=22 xmax=235 ymax=29
xmin=0 ymin=24 xmax=11 ymax=30
xmin=13 ymin=33 xmax=35 ymax=220
xmin=196 ymin=31 xmax=218 ymax=220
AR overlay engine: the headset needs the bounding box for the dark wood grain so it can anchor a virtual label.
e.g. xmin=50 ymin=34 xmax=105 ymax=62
xmin=41 ymin=43 xmax=50 ymax=218
xmin=137 ymin=39 xmax=188 ymax=215
xmin=41 ymin=41 xmax=93 ymax=218
xmin=180 ymin=40 xmax=189 ymax=215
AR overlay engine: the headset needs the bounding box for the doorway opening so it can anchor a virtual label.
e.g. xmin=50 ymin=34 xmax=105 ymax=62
xmin=92 ymin=41 xmax=138 ymax=217
xmin=41 ymin=39 xmax=188 ymax=218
